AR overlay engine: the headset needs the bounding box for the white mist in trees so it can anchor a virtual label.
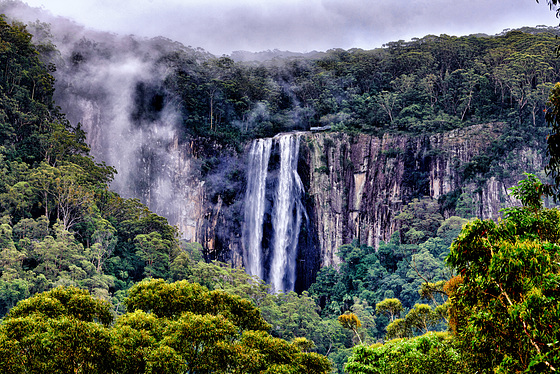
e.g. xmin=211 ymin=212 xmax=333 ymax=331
xmin=41 ymin=26 xmax=203 ymax=239
xmin=0 ymin=1 xmax=213 ymax=240
xmin=58 ymin=54 xmax=176 ymax=201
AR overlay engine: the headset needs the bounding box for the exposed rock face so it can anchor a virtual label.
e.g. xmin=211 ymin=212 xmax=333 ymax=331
xmin=56 ymin=79 xmax=207 ymax=243
xmin=2 ymin=0 xmax=546 ymax=291
xmin=198 ymin=123 xmax=544 ymax=288
xmin=54 ymin=80 xmax=546 ymax=287
xmin=303 ymin=124 xmax=545 ymax=267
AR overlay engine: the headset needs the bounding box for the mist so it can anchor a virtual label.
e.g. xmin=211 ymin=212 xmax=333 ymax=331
xmin=1 ymin=0 xmax=558 ymax=242
xmin=20 ymin=0 xmax=559 ymax=55
xmin=0 ymin=1 xmax=215 ymax=239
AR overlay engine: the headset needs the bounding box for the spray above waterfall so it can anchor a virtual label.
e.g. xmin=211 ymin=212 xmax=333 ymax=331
xmin=243 ymin=133 xmax=307 ymax=292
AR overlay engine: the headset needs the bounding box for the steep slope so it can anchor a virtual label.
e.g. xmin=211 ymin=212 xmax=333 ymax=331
xmin=304 ymin=124 xmax=545 ymax=267
xmin=196 ymin=123 xmax=546 ymax=291
xmin=0 ymin=2 xmax=551 ymax=291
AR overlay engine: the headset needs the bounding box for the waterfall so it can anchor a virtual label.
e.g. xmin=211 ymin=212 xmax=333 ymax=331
xmin=242 ymin=138 xmax=273 ymax=281
xmin=242 ymin=133 xmax=306 ymax=292
xmin=270 ymin=134 xmax=305 ymax=292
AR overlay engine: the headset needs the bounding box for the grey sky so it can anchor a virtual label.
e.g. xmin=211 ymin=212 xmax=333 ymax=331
xmin=22 ymin=0 xmax=559 ymax=55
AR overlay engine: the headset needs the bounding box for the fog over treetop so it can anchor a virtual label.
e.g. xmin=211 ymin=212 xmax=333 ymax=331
xmin=19 ymin=0 xmax=559 ymax=55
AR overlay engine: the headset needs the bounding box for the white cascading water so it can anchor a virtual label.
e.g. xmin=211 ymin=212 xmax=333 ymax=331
xmin=242 ymin=133 xmax=306 ymax=292
xmin=270 ymin=134 xmax=305 ymax=292
xmin=242 ymin=138 xmax=273 ymax=281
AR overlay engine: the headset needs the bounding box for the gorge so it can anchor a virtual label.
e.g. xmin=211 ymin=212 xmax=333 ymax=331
xmin=2 ymin=1 xmax=560 ymax=371
xmin=0 ymin=1 xmax=552 ymax=292
xmin=236 ymin=125 xmax=544 ymax=291
xmin=50 ymin=65 xmax=547 ymax=292
xmin=49 ymin=60 xmax=548 ymax=292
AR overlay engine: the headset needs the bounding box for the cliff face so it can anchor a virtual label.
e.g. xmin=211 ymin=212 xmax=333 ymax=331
xmin=3 ymin=1 xmax=548 ymax=291
xmin=303 ymin=124 xmax=545 ymax=267
xmin=70 ymin=101 xmax=545 ymax=274
xmin=61 ymin=88 xmax=545 ymax=285
xmin=193 ymin=122 xmax=545 ymax=288
xmin=26 ymin=2 xmax=545 ymax=283
xmin=58 ymin=89 xmax=207 ymax=244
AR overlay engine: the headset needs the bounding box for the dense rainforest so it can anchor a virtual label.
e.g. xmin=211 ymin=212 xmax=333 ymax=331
xmin=162 ymin=26 xmax=559 ymax=151
xmin=0 ymin=3 xmax=559 ymax=372
xmin=134 ymin=21 xmax=560 ymax=267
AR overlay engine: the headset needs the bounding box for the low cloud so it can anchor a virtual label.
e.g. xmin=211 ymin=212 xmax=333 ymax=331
xmin=21 ymin=0 xmax=560 ymax=55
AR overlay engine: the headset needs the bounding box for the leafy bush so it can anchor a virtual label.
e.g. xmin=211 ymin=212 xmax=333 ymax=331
xmin=345 ymin=332 xmax=460 ymax=374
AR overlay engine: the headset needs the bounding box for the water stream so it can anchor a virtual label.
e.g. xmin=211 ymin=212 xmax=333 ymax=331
xmin=242 ymin=133 xmax=306 ymax=292
xmin=242 ymin=138 xmax=273 ymax=281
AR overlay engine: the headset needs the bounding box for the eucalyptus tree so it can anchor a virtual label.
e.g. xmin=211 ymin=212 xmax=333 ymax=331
xmin=447 ymin=174 xmax=560 ymax=372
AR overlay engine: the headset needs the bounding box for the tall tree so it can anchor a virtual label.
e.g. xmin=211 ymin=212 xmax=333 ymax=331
xmin=0 ymin=286 xmax=113 ymax=373
xmin=447 ymin=175 xmax=560 ymax=372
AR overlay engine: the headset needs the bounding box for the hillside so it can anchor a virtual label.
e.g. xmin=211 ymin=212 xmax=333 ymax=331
xmin=4 ymin=3 xmax=554 ymax=265
xmin=0 ymin=3 xmax=560 ymax=372
xmin=0 ymin=0 xmax=557 ymax=293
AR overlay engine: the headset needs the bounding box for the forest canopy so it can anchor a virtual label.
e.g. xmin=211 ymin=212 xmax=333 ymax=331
xmin=0 ymin=13 xmax=181 ymax=315
xmin=0 ymin=280 xmax=331 ymax=373
xmin=1 ymin=7 xmax=560 ymax=373
xmin=153 ymin=25 xmax=560 ymax=156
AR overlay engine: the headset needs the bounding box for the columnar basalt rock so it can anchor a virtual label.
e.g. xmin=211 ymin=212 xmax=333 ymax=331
xmin=303 ymin=123 xmax=544 ymax=267
xmin=70 ymin=102 xmax=546 ymax=288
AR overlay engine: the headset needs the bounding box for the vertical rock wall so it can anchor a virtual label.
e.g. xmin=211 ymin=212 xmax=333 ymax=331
xmin=64 ymin=97 xmax=547 ymax=288
xmin=303 ymin=123 xmax=546 ymax=267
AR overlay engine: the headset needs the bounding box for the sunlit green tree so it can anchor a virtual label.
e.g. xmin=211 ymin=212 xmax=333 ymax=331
xmin=447 ymin=174 xmax=560 ymax=372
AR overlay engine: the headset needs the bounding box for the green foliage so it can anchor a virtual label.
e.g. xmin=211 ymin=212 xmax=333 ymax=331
xmin=0 ymin=16 xmax=53 ymax=164
xmin=541 ymin=74 xmax=560 ymax=193
xmin=120 ymin=279 xmax=330 ymax=373
xmin=261 ymin=291 xmax=341 ymax=350
xmin=385 ymin=318 xmax=413 ymax=340
xmin=163 ymin=253 xmax=352 ymax=369
xmin=0 ymin=315 xmax=114 ymax=373
xmin=125 ymin=278 xmax=270 ymax=332
xmin=0 ymin=282 xmax=332 ymax=374
xmin=345 ymin=332 xmax=461 ymax=374
xmin=0 ymin=15 xmax=181 ymax=316
xmin=308 ymin=214 xmax=453 ymax=344
xmin=1 ymin=12 xmax=558 ymax=373
xmin=134 ymin=232 xmax=171 ymax=279
xmin=396 ymin=198 xmax=443 ymax=244
xmin=509 ymin=172 xmax=544 ymax=211
xmin=156 ymin=27 xmax=558 ymax=157
xmin=338 ymin=312 xmax=363 ymax=344
xmin=5 ymin=286 xmax=113 ymax=325
xmin=447 ymin=175 xmax=560 ymax=373
xmin=304 ymin=205 xmax=455 ymax=366
xmin=375 ymin=298 xmax=403 ymax=322
xmin=383 ymin=302 xmax=445 ymax=340
xmin=403 ymin=304 xmax=441 ymax=335
xmin=0 ymin=287 xmax=114 ymax=373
